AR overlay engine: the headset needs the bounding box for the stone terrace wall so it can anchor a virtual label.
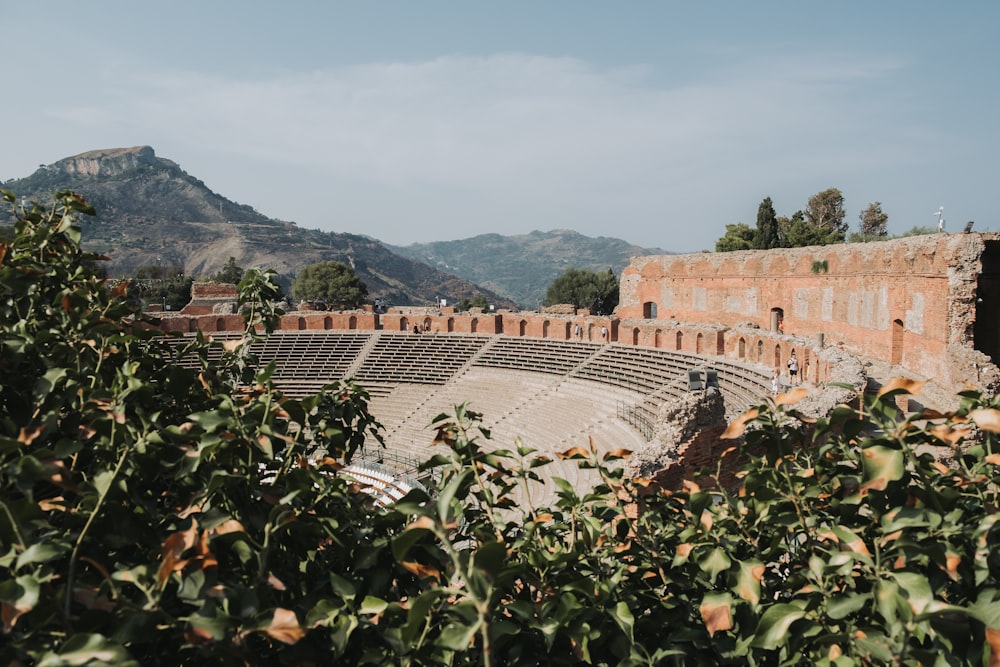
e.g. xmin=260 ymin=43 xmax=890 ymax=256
xmin=618 ymin=233 xmax=1000 ymax=391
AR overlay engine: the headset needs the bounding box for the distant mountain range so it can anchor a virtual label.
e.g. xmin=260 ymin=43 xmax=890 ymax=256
xmin=1 ymin=146 xmax=667 ymax=308
xmin=389 ymin=231 xmax=666 ymax=308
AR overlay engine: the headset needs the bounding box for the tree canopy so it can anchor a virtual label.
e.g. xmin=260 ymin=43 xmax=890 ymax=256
xmin=212 ymin=256 xmax=245 ymax=284
xmin=804 ymin=187 xmax=847 ymax=242
xmin=5 ymin=190 xmax=1000 ymax=664
xmin=543 ymin=267 xmax=619 ymax=315
xmin=753 ymin=197 xmax=781 ymax=250
xmin=716 ymin=189 xmax=850 ymax=251
xmin=292 ymin=260 xmax=369 ymax=309
xmin=858 ymin=201 xmax=889 ymax=237
xmin=715 ymin=222 xmax=755 ymax=252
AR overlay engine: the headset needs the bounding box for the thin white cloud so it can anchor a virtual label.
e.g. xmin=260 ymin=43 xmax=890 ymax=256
xmin=3 ymin=51 xmax=947 ymax=248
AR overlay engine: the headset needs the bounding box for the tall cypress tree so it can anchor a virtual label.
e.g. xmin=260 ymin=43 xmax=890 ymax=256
xmin=754 ymin=196 xmax=781 ymax=249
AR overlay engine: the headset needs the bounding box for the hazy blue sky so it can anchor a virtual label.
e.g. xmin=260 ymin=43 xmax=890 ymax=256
xmin=2 ymin=2 xmax=997 ymax=251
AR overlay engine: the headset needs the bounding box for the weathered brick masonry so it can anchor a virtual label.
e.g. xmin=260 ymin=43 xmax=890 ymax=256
xmin=617 ymin=233 xmax=1000 ymax=392
xmin=153 ymin=233 xmax=1000 ymax=395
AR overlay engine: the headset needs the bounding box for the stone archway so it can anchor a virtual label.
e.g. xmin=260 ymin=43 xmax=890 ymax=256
xmin=632 ymin=327 xmax=640 ymax=345
xmin=471 ymin=318 xmax=478 ymax=333
xmin=325 ymin=316 xmax=334 ymax=330
xmin=771 ymin=307 xmax=784 ymax=333
xmin=348 ymin=315 xmax=357 ymax=330
xmin=519 ymin=320 xmax=527 ymax=336
xmin=676 ymin=331 xmax=684 ymax=351
xmin=400 ymin=317 xmax=409 ymax=332
xmin=298 ymin=317 xmax=307 ymax=330
xmin=738 ymin=337 xmax=746 ymax=359
xmin=696 ymin=332 xmax=704 ymax=354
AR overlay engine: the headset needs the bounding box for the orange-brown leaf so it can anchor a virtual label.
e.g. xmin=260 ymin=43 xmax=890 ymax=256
xmin=877 ymin=377 xmax=925 ymax=397
xmin=700 ymin=599 xmax=733 ymax=636
xmin=988 ymin=627 xmax=1000 ymax=667
xmin=721 ymin=408 xmax=758 ymax=440
xmin=158 ymin=523 xmax=199 ymax=588
xmin=775 ymin=387 xmax=810 ymax=405
xmin=398 ymin=560 xmax=441 ymax=582
xmin=971 ymin=409 xmax=1000 ymax=434
xmin=557 ymin=447 xmax=590 ymax=460
xmin=264 ymin=608 xmax=306 ymax=644
xmin=930 ymin=424 xmax=966 ymax=446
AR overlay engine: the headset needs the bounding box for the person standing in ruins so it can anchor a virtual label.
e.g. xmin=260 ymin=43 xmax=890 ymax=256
xmin=772 ymin=368 xmax=781 ymax=394
xmin=787 ymin=350 xmax=799 ymax=385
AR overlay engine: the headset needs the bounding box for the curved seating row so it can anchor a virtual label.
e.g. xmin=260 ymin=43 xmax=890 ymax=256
xmin=161 ymin=331 xmax=773 ymax=500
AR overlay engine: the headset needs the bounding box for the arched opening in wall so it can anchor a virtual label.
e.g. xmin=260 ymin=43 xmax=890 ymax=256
xmin=216 ymin=318 xmax=227 ymax=332
xmin=642 ymin=301 xmax=658 ymax=319
xmin=654 ymin=329 xmax=662 ymax=347
xmin=587 ymin=323 xmax=594 ymax=340
xmin=423 ymin=317 xmax=432 ymax=333
xmin=542 ymin=320 xmax=550 ymax=338
xmin=757 ymin=340 xmax=764 ymax=362
xmin=447 ymin=318 xmax=455 ymax=332
xmin=891 ymin=319 xmax=904 ymax=364
xmin=325 ymin=316 xmax=334 ymax=330
xmin=298 ymin=317 xmax=307 ymax=330
xmin=675 ymin=331 xmax=684 ymax=351
xmin=738 ymin=338 xmax=746 ymax=359
xmin=974 ymin=240 xmax=1000 ymax=362
xmin=189 ymin=319 xmax=198 ymax=333
xmin=470 ymin=318 xmax=478 ymax=333
xmin=774 ymin=344 xmax=782 ymax=369
xmin=564 ymin=322 xmax=572 ymax=338
xmin=696 ymin=332 xmax=704 ymax=354
xmin=770 ymin=307 xmax=785 ymax=333
xmin=519 ymin=320 xmax=527 ymax=336
xmin=400 ymin=317 xmax=409 ymax=332
xmin=632 ymin=327 xmax=640 ymax=345
xmin=348 ymin=316 xmax=358 ymax=330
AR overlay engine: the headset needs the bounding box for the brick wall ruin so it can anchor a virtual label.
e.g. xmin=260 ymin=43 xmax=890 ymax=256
xmin=617 ymin=233 xmax=1000 ymax=393
xmin=153 ymin=233 xmax=1000 ymax=398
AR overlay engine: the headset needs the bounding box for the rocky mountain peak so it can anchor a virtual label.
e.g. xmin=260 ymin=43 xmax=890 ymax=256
xmin=49 ymin=146 xmax=164 ymax=179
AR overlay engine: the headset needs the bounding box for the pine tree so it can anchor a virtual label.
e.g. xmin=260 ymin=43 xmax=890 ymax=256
xmin=753 ymin=197 xmax=781 ymax=249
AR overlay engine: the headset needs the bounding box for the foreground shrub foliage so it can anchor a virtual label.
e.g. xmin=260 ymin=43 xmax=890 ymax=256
xmin=3 ymin=192 xmax=1000 ymax=665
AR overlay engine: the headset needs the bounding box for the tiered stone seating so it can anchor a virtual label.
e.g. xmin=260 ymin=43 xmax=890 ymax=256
xmin=354 ymin=333 xmax=490 ymax=385
xmin=571 ymin=344 xmax=695 ymax=393
xmin=473 ymin=337 xmax=602 ymax=375
xmin=162 ymin=330 xmax=774 ymax=504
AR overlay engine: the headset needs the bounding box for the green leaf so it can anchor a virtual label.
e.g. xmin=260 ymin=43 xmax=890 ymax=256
xmin=403 ymin=589 xmax=447 ymax=646
xmin=474 ymin=540 xmax=507 ymax=578
xmin=437 ymin=469 xmax=471 ymax=523
xmin=359 ymin=595 xmax=387 ymax=615
xmin=751 ymin=603 xmax=806 ymax=650
xmin=93 ymin=468 xmax=116 ymax=496
xmin=610 ymin=601 xmax=635 ymax=643
xmin=391 ymin=523 xmax=433 ymax=562
xmin=861 ymin=445 xmax=905 ymax=491
xmin=36 ymin=633 xmax=139 ymax=667
xmin=698 ymin=547 xmax=732 ymax=585
xmin=33 ymin=367 xmax=67 ymax=401
xmin=826 ymin=593 xmax=867 ymax=620
xmin=16 ymin=541 xmax=69 ymax=569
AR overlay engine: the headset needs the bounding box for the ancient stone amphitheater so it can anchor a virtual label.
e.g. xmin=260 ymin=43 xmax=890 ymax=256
xmin=158 ymin=233 xmax=1000 ymax=499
